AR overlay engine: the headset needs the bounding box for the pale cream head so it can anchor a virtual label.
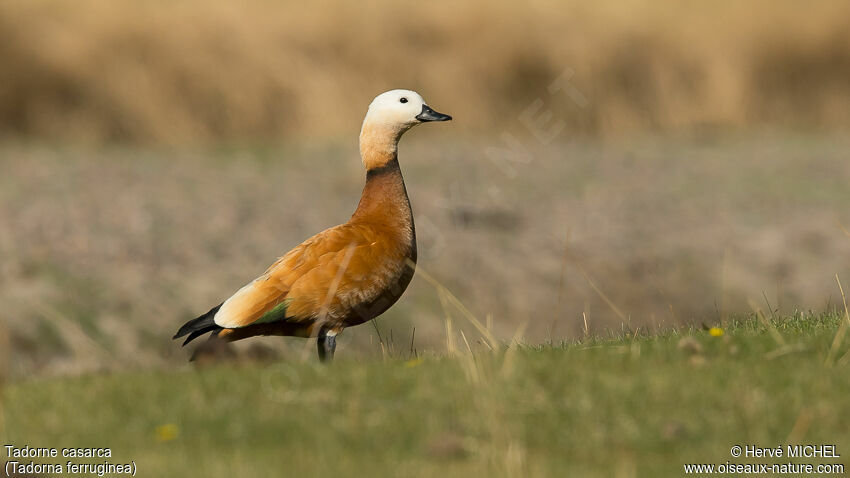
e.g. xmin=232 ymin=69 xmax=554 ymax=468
xmin=359 ymin=89 xmax=451 ymax=169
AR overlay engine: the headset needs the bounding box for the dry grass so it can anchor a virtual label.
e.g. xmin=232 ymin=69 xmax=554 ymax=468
xmin=2 ymin=0 xmax=850 ymax=375
xmin=1 ymin=135 xmax=849 ymax=375
xmin=1 ymin=0 xmax=850 ymax=144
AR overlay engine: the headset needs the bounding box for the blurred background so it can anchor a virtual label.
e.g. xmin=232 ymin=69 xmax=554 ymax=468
xmin=1 ymin=0 xmax=849 ymax=376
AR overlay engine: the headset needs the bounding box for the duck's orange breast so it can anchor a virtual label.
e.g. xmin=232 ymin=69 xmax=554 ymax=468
xmin=214 ymin=157 xmax=416 ymax=334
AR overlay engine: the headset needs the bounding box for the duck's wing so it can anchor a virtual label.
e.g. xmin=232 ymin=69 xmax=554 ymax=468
xmin=212 ymin=223 xmax=397 ymax=329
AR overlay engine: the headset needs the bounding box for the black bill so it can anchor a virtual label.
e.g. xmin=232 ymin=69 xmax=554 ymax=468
xmin=416 ymin=104 xmax=452 ymax=122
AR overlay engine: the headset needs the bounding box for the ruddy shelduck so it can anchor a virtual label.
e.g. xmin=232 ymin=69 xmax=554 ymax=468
xmin=174 ymin=90 xmax=451 ymax=361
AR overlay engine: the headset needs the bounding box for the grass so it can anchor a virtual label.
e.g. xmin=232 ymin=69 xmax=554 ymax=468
xmin=1 ymin=0 xmax=850 ymax=143
xmin=3 ymin=312 xmax=849 ymax=477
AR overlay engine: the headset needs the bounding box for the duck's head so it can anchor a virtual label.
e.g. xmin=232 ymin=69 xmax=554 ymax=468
xmin=360 ymin=89 xmax=451 ymax=169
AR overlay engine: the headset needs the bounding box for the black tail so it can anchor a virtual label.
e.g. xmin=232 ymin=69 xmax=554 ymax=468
xmin=173 ymin=303 xmax=224 ymax=346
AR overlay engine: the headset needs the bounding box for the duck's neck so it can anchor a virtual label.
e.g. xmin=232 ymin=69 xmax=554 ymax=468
xmin=351 ymin=157 xmax=413 ymax=231
xmin=352 ymin=121 xmax=416 ymax=257
xmin=359 ymin=119 xmax=409 ymax=170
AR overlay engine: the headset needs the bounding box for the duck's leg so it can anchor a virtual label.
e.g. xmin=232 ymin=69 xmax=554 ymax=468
xmin=317 ymin=328 xmax=337 ymax=362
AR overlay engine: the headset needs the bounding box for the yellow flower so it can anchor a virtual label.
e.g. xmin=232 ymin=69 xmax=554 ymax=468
xmin=404 ymin=358 xmax=423 ymax=368
xmin=709 ymin=327 xmax=724 ymax=337
xmin=156 ymin=424 xmax=179 ymax=442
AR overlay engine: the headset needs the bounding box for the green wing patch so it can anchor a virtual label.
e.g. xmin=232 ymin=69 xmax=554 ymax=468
xmin=255 ymin=298 xmax=292 ymax=324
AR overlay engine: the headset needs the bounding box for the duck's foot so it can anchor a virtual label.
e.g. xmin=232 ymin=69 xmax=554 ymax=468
xmin=317 ymin=328 xmax=337 ymax=362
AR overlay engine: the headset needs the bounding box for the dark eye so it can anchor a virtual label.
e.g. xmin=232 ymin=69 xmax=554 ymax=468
xmin=399 ymin=97 xmax=408 ymax=103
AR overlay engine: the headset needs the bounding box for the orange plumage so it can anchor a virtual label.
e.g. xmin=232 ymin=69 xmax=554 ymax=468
xmin=173 ymin=89 xmax=451 ymax=360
